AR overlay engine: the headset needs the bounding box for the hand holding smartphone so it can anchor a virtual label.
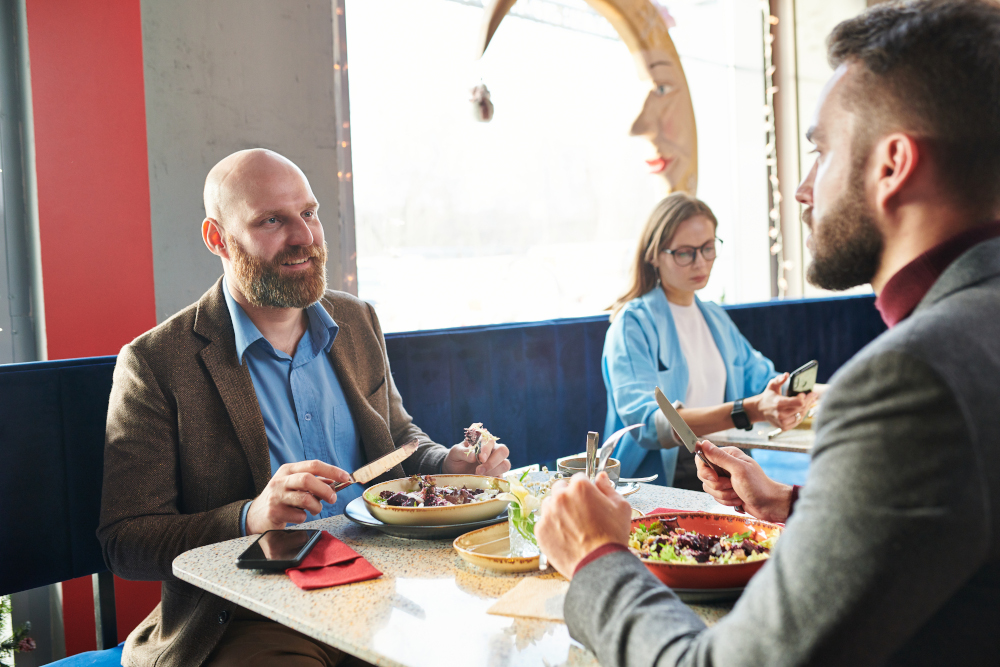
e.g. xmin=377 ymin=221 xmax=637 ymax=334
xmin=781 ymin=360 xmax=818 ymax=397
xmin=236 ymin=529 xmax=321 ymax=570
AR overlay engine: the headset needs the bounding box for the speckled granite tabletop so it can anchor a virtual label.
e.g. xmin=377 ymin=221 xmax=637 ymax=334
xmin=706 ymin=421 xmax=815 ymax=453
xmin=173 ymin=486 xmax=740 ymax=667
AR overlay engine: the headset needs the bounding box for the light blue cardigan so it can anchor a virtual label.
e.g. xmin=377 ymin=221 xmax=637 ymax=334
xmin=603 ymin=287 xmax=778 ymax=484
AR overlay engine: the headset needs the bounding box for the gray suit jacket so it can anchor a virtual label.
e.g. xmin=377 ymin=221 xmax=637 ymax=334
xmin=98 ymin=279 xmax=446 ymax=667
xmin=566 ymin=237 xmax=1000 ymax=666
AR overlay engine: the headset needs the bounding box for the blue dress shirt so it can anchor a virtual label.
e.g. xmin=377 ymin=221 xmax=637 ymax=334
xmin=222 ymin=278 xmax=365 ymax=535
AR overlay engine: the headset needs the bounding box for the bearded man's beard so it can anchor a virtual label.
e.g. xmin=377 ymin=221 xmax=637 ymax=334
xmin=227 ymin=235 xmax=328 ymax=308
xmin=805 ymin=159 xmax=884 ymax=291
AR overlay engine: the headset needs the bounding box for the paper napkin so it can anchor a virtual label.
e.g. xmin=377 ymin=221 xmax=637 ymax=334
xmin=487 ymin=577 xmax=570 ymax=622
xmin=285 ymin=531 xmax=382 ymax=590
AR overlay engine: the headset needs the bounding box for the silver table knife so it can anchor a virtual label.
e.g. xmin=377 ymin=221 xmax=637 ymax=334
xmin=330 ymin=439 xmax=419 ymax=492
xmin=654 ymin=387 xmax=744 ymax=513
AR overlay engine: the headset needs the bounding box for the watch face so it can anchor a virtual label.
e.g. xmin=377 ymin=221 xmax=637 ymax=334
xmin=732 ymin=401 xmax=751 ymax=430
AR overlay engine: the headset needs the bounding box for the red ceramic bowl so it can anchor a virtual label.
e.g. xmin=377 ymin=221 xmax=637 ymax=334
xmin=631 ymin=512 xmax=783 ymax=589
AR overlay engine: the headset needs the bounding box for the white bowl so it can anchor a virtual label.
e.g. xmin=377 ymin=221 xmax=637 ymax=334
xmin=363 ymin=474 xmax=510 ymax=526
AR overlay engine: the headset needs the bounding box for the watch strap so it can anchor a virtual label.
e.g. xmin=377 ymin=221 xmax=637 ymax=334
xmin=731 ymin=398 xmax=752 ymax=431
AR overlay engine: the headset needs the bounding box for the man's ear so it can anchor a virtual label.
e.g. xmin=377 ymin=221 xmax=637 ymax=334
xmin=202 ymin=218 xmax=229 ymax=259
xmin=873 ymin=132 xmax=920 ymax=214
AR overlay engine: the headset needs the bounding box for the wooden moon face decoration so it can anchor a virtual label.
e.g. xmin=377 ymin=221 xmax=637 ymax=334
xmin=478 ymin=0 xmax=698 ymax=194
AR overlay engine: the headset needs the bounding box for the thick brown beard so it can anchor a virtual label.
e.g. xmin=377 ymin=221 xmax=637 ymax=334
xmin=805 ymin=158 xmax=884 ymax=291
xmin=227 ymin=234 xmax=328 ymax=308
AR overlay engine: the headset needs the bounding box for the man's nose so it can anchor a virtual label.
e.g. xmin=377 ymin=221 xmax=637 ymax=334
xmin=285 ymin=216 xmax=315 ymax=246
xmin=796 ymin=159 xmax=817 ymax=206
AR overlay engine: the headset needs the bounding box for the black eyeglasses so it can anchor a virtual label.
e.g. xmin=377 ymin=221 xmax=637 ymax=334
xmin=661 ymin=238 xmax=722 ymax=267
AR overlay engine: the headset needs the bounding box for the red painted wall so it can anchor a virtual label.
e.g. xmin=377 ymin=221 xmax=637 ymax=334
xmin=27 ymin=0 xmax=157 ymax=359
xmin=61 ymin=577 xmax=162 ymax=655
xmin=59 ymin=577 xmax=94 ymax=656
xmin=25 ymin=0 xmax=161 ymax=655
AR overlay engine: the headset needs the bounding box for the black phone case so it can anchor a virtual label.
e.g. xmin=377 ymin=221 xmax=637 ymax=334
xmin=235 ymin=529 xmax=321 ymax=570
xmin=782 ymin=360 xmax=818 ymax=397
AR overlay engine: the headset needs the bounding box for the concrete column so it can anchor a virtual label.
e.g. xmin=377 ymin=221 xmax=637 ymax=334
xmin=141 ymin=0 xmax=349 ymax=321
xmin=0 ymin=0 xmax=40 ymax=363
xmin=772 ymin=0 xmax=804 ymax=297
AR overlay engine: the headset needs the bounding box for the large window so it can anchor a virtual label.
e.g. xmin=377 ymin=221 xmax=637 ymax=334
xmin=793 ymin=0 xmax=872 ymax=298
xmin=347 ymin=0 xmax=770 ymax=332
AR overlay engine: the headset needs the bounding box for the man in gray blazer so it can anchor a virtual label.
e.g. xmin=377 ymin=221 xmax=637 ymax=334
xmin=536 ymin=2 xmax=1000 ymax=664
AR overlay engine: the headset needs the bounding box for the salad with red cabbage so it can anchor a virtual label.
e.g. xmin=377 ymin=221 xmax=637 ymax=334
xmin=368 ymin=475 xmax=501 ymax=508
xmin=629 ymin=519 xmax=777 ymax=565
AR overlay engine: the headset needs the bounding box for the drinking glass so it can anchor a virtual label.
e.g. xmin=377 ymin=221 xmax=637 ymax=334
xmin=507 ymin=502 xmax=540 ymax=557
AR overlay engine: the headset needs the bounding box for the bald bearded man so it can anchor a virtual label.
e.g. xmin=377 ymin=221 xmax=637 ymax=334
xmin=97 ymin=149 xmax=511 ymax=667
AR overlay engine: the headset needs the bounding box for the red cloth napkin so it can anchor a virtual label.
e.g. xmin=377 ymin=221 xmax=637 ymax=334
xmin=285 ymin=531 xmax=382 ymax=590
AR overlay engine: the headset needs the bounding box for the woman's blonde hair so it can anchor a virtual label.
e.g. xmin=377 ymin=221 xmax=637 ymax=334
xmin=608 ymin=192 xmax=719 ymax=320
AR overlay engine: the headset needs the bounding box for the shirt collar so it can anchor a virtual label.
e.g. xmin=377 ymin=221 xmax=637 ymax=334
xmin=222 ymin=276 xmax=339 ymax=363
xmin=874 ymin=221 xmax=1000 ymax=328
xmin=304 ymin=296 xmax=339 ymax=356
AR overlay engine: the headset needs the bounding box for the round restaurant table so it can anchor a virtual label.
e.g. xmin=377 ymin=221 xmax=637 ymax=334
xmin=173 ymin=485 xmax=744 ymax=667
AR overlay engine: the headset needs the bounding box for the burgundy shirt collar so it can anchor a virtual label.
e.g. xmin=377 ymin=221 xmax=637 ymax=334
xmin=874 ymin=221 xmax=1000 ymax=328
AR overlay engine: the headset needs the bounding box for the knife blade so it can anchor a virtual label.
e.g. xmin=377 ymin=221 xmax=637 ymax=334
xmin=654 ymin=387 xmax=744 ymax=513
xmin=654 ymin=387 xmax=698 ymax=454
xmin=330 ymin=439 xmax=419 ymax=492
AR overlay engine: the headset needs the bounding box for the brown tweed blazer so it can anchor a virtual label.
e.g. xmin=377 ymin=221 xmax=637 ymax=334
xmin=97 ymin=278 xmax=446 ymax=667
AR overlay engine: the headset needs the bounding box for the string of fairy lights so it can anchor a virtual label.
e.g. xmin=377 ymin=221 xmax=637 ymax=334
xmin=761 ymin=1 xmax=789 ymax=297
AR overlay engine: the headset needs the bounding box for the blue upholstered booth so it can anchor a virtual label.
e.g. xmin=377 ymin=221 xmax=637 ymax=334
xmin=47 ymin=645 xmax=124 ymax=666
xmin=0 ymin=356 xmax=122 ymax=665
xmin=0 ymin=294 xmax=883 ymax=664
xmin=385 ymin=294 xmax=885 ymax=468
xmin=0 ymin=356 xmax=117 ymax=595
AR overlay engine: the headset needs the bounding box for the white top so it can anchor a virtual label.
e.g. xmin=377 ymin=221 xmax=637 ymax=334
xmin=668 ymin=300 xmax=727 ymax=408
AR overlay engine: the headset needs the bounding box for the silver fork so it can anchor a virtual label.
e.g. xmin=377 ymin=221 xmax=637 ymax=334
xmin=540 ymin=423 xmax=644 ymax=572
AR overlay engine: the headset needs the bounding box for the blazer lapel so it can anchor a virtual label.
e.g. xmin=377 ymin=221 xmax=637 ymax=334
xmin=321 ymin=297 xmax=393 ymax=464
xmin=193 ymin=278 xmax=272 ymax=494
xmin=915 ymin=236 xmax=1000 ymax=315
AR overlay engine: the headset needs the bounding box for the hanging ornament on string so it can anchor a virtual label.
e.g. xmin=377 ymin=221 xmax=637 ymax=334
xmin=470 ymin=81 xmax=494 ymax=122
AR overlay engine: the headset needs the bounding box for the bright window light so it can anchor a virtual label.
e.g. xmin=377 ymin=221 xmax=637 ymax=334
xmin=347 ymin=0 xmax=769 ymax=332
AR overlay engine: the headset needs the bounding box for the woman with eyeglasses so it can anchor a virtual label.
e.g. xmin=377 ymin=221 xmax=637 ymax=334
xmin=603 ymin=192 xmax=815 ymax=490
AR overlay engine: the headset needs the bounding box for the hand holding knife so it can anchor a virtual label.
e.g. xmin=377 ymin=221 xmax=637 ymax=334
xmin=654 ymin=387 xmax=745 ymax=513
xmin=328 ymin=440 xmax=419 ymax=492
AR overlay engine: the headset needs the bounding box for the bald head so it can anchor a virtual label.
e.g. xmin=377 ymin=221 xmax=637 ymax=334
xmin=201 ymin=148 xmax=326 ymax=309
xmin=204 ymin=149 xmax=314 ymax=226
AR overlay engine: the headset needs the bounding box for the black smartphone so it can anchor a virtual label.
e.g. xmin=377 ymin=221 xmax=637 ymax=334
xmin=236 ymin=529 xmax=322 ymax=570
xmin=781 ymin=360 xmax=818 ymax=397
